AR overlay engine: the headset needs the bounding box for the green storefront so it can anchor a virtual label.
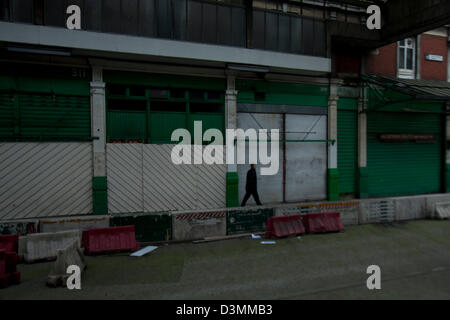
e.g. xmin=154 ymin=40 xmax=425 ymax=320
xmin=337 ymin=96 xmax=358 ymax=197
xmin=103 ymin=71 xmax=226 ymax=144
xmin=361 ymin=77 xmax=447 ymax=198
xmin=0 ymin=63 xmax=91 ymax=141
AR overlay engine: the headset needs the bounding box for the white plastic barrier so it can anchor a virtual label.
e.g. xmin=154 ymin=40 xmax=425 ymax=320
xmin=22 ymin=230 xmax=82 ymax=263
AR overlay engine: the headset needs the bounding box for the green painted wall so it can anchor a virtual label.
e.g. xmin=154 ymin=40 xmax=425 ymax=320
xmin=446 ymin=164 xmax=450 ymax=193
xmin=226 ymin=172 xmax=239 ymax=208
xmin=337 ymin=98 xmax=358 ymax=195
xmin=104 ymin=71 xmax=226 ymax=90
xmin=93 ymin=177 xmax=108 ymax=215
xmin=328 ymin=168 xmax=339 ymax=201
xmin=236 ymin=79 xmax=329 ymax=106
xmin=358 ymin=167 xmax=369 ymax=199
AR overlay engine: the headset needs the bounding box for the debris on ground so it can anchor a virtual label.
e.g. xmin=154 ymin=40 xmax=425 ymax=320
xmin=260 ymin=241 xmax=276 ymax=245
xmin=130 ymin=246 xmax=158 ymax=257
xmin=46 ymin=240 xmax=86 ymax=288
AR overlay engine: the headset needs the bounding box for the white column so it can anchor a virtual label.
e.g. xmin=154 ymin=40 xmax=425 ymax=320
xmin=358 ymin=85 xmax=369 ymax=198
xmin=328 ymin=81 xmax=339 ymax=170
xmin=358 ymin=86 xmax=368 ymax=169
xmin=90 ymin=66 xmax=106 ymax=177
xmin=225 ymin=73 xmax=238 ymax=172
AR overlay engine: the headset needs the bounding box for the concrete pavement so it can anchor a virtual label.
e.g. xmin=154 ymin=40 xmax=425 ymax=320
xmin=1 ymin=220 xmax=449 ymax=300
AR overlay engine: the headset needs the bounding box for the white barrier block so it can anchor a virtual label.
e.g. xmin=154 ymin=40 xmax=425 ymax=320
xmin=24 ymin=230 xmax=82 ymax=263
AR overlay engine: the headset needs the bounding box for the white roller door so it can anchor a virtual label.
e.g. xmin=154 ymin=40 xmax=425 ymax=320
xmin=285 ymin=114 xmax=327 ymax=202
xmin=237 ymin=113 xmax=283 ymax=204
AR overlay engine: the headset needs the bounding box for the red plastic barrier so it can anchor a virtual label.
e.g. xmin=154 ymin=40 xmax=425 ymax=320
xmin=0 ymin=251 xmax=5 ymax=276
xmin=0 ymin=235 xmax=18 ymax=253
xmin=82 ymin=226 xmax=139 ymax=255
xmin=303 ymin=212 xmax=344 ymax=234
xmin=266 ymin=214 xmax=306 ymax=238
xmin=0 ymin=249 xmax=20 ymax=289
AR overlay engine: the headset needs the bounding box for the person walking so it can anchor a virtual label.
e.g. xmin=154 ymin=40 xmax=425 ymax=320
xmin=241 ymin=164 xmax=262 ymax=206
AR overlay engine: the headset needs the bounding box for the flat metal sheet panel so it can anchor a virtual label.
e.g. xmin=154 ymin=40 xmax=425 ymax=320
xmin=106 ymin=144 xmax=144 ymax=214
xmin=285 ymin=114 xmax=327 ymax=202
xmin=237 ymin=113 xmax=283 ymax=204
xmin=0 ymin=143 xmax=92 ymax=220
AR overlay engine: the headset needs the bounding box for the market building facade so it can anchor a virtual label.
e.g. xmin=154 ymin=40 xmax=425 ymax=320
xmin=0 ymin=0 xmax=450 ymax=221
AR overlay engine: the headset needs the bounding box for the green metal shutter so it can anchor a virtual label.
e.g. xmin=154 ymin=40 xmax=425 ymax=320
xmin=19 ymin=93 xmax=90 ymax=138
xmin=338 ymin=103 xmax=358 ymax=195
xmin=0 ymin=93 xmax=14 ymax=137
xmin=367 ymin=111 xmax=442 ymax=197
xmin=108 ymin=110 xmax=147 ymax=141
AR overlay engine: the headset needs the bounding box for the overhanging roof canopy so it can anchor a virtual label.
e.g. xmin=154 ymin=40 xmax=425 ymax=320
xmin=363 ymin=75 xmax=450 ymax=101
xmin=361 ymin=75 xmax=449 ymax=113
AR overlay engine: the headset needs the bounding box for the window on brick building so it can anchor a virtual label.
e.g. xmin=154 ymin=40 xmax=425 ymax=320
xmin=398 ymin=38 xmax=415 ymax=79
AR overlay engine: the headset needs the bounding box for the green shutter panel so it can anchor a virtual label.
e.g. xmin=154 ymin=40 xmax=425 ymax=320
xmin=19 ymin=93 xmax=90 ymax=138
xmin=0 ymin=93 xmax=14 ymax=137
xmin=108 ymin=110 xmax=147 ymax=141
xmin=338 ymin=109 xmax=358 ymax=194
xmin=367 ymin=112 xmax=442 ymax=197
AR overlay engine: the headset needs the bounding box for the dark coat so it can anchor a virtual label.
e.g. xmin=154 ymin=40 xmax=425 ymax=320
xmin=245 ymin=168 xmax=257 ymax=191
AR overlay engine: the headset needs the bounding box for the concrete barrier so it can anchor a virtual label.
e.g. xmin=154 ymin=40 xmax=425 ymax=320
xmin=22 ymin=230 xmax=82 ymax=263
xmin=434 ymin=202 xmax=450 ymax=219
xmin=172 ymin=211 xmax=226 ymax=241
xmin=40 ymin=215 xmax=109 ymax=233
xmin=47 ymin=240 xmax=86 ymax=287
xmin=393 ymin=195 xmax=426 ymax=221
xmin=425 ymin=194 xmax=450 ymax=218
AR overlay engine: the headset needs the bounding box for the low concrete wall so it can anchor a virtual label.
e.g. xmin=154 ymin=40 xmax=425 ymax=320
xmin=21 ymin=230 xmax=82 ymax=263
xmin=167 ymin=193 xmax=449 ymax=239
xmin=393 ymin=195 xmax=426 ymax=221
xmin=172 ymin=211 xmax=226 ymax=241
xmin=40 ymin=215 xmax=109 ymax=233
